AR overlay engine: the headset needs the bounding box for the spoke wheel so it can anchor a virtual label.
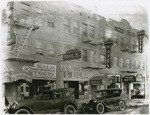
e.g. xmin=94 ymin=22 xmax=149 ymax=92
xmin=96 ymin=103 xmax=105 ymax=114
xmin=15 ymin=108 xmax=31 ymax=114
xmin=119 ymin=101 xmax=126 ymax=111
xmin=64 ymin=105 xmax=76 ymax=114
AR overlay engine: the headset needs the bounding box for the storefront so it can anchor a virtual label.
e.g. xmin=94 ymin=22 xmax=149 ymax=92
xmin=3 ymin=60 xmax=56 ymax=104
xmin=60 ymin=65 xmax=89 ymax=99
xmin=89 ymin=75 xmax=110 ymax=100
xmin=122 ymin=74 xmax=145 ymax=100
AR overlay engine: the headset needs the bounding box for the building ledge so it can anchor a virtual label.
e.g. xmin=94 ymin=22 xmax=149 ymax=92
xmin=120 ymin=71 xmax=137 ymax=73
xmin=82 ymin=66 xmax=103 ymax=70
xmin=7 ymin=57 xmax=39 ymax=63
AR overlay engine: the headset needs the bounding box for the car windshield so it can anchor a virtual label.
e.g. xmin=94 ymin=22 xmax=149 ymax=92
xmin=34 ymin=91 xmax=53 ymax=100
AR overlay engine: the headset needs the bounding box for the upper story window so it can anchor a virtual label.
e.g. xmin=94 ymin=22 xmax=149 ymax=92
xmin=64 ymin=45 xmax=72 ymax=53
xmin=35 ymin=7 xmax=43 ymax=17
xmin=35 ymin=39 xmax=43 ymax=53
xmin=82 ymin=23 xmax=88 ymax=37
xmin=89 ymin=25 xmax=95 ymax=38
xmin=114 ymin=57 xmax=118 ymax=67
xmin=47 ymin=13 xmax=54 ymax=28
xmin=20 ymin=2 xmax=30 ymax=19
xmin=126 ymin=59 xmax=130 ymax=68
xmin=100 ymin=55 xmax=105 ymax=65
xmin=64 ymin=18 xmax=70 ymax=32
xmin=47 ymin=42 xmax=55 ymax=57
xmin=73 ymin=21 xmax=79 ymax=35
xmin=82 ymin=49 xmax=88 ymax=62
xmin=120 ymin=58 xmax=124 ymax=67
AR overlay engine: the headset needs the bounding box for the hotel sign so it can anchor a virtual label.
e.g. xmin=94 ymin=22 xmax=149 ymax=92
xmin=22 ymin=63 xmax=56 ymax=78
xmin=137 ymin=30 xmax=145 ymax=53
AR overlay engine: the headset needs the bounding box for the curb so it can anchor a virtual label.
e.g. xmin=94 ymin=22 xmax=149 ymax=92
xmin=126 ymin=103 xmax=149 ymax=107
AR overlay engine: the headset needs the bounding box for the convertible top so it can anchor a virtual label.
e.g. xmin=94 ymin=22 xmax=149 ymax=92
xmin=95 ymin=88 xmax=122 ymax=92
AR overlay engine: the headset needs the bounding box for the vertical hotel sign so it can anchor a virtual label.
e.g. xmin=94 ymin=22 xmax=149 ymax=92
xmin=137 ymin=30 xmax=145 ymax=53
xmin=104 ymin=40 xmax=113 ymax=68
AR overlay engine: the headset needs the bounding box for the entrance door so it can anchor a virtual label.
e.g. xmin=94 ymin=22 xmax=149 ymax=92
xmin=68 ymin=81 xmax=79 ymax=99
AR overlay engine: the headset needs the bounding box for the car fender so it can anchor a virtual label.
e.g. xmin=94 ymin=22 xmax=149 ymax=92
xmin=64 ymin=101 xmax=78 ymax=110
xmin=15 ymin=105 xmax=34 ymax=114
xmin=120 ymin=99 xmax=127 ymax=105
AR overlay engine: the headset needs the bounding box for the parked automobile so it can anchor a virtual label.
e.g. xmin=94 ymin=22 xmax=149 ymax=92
xmin=82 ymin=88 xmax=127 ymax=114
xmin=5 ymin=88 xmax=78 ymax=114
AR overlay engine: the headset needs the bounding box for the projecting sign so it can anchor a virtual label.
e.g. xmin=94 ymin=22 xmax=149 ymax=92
xmin=63 ymin=49 xmax=81 ymax=61
xmin=90 ymin=80 xmax=102 ymax=85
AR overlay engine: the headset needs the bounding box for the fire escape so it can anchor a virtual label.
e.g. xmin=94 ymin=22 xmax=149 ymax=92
xmin=4 ymin=2 xmax=40 ymax=62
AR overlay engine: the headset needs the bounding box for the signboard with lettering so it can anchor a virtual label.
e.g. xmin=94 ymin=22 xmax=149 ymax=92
xmin=114 ymin=26 xmax=135 ymax=37
xmin=138 ymin=36 xmax=143 ymax=53
xmin=105 ymin=40 xmax=113 ymax=68
xmin=63 ymin=49 xmax=81 ymax=61
xmin=90 ymin=80 xmax=102 ymax=85
xmin=22 ymin=63 xmax=56 ymax=78
xmin=136 ymin=74 xmax=143 ymax=82
xmin=111 ymin=76 xmax=121 ymax=83
xmin=123 ymin=76 xmax=136 ymax=83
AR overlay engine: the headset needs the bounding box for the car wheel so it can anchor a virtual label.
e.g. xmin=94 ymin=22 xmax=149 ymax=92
xmin=15 ymin=108 xmax=31 ymax=114
xmin=64 ymin=105 xmax=76 ymax=114
xmin=119 ymin=101 xmax=126 ymax=111
xmin=96 ymin=103 xmax=105 ymax=114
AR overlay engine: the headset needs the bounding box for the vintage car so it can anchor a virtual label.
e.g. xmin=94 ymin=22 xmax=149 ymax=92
xmin=82 ymin=88 xmax=127 ymax=114
xmin=5 ymin=88 xmax=78 ymax=114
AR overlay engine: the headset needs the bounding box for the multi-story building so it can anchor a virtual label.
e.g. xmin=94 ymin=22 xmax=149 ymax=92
xmin=2 ymin=1 xmax=148 ymax=104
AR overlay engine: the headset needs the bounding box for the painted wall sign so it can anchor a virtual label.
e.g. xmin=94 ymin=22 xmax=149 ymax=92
xmin=114 ymin=26 xmax=135 ymax=37
xmin=22 ymin=63 xmax=56 ymax=78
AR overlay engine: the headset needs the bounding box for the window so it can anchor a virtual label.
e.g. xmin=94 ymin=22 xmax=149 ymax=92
xmin=47 ymin=42 xmax=55 ymax=57
xmin=73 ymin=21 xmax=79 ymax=35
xmin=64 ymin=18 xmax=70 ymax=32
xmin=47 ymin=13 xmax=54 ymax=28
xmin=26 ymin=87 xmax=29 ymax=92
xmin=20 ymin=2 xmax=30 ymax=19
xmin=64 ymin=45 xmax=72 ymax=53
xmin=54 ymin=92 xmax=62 ymax=99
xmin=20 ymin=38 xmax=30 ymax=54
xmin=82 ymin=23 xmax=88 ymax=37
xmin=127 ymin=59 xmax=130 ymax=68
xmin=82 ymin=49 xmax=88 ymax=61
xmin=114 ymin=57 xmax=118 ymax=67
xmin=35 ymin=39 xmax=43 ymax=52
xmin=90 ymin=25 xmax=95 ymax=38
xmin=35 ymin=7 xmax=44 ymax=26
xmin=89 ymin=50 xmax=95 ymax=63
xmin=100 ymin=55 xmax=105 ymax=65
xmin=120 ymin=58 xmax=123 ymax=67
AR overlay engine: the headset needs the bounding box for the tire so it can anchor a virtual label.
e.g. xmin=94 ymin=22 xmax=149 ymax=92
xmin=96 ymin=103 xmax=105 ymax=114
xmin=15 ymin=108 xmax=31 ymax=114
xmin=119 ymin=101 xmax=126 ymax=111
xmin=64 ymin=105 xmax=76 ymax=114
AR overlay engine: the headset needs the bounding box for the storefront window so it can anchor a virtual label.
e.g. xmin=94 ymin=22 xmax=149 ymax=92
xmin=132 ymin=84 xmax=145 ymax=99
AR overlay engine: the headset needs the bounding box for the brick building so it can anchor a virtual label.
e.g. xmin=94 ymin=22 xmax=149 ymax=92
xmin=2 ymin=1 xmax=149 ymax=103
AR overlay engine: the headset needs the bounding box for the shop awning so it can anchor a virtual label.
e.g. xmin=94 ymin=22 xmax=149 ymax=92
xmin=3 ymin=71 xmax=32 ymax=83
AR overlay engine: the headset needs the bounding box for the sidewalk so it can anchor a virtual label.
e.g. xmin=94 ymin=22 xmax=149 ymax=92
xmin=126 ymin=99 xmax=149 ymax=107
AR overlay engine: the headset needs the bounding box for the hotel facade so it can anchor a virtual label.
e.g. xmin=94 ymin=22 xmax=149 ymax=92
xmin=2 ymin=1 xmax=149 ymax=104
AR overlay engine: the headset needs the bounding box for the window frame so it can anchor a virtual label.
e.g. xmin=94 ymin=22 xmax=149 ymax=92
xmin=64 ymin=18 xmax=70 ymax=32
xmin=46 ymin=42 xmax=55 ymax=57
xmin=89 ymin=25 xmax=95 ymax=38
xmin=82 ymin=49 xmax=88 ymax=62
xmin=47 ymin=12 xmax=55 ymax=28
xmin=82 ymin=23 xmax=88 ymax=37
xmin=35 ymin=39 xmax=44 ymax=53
